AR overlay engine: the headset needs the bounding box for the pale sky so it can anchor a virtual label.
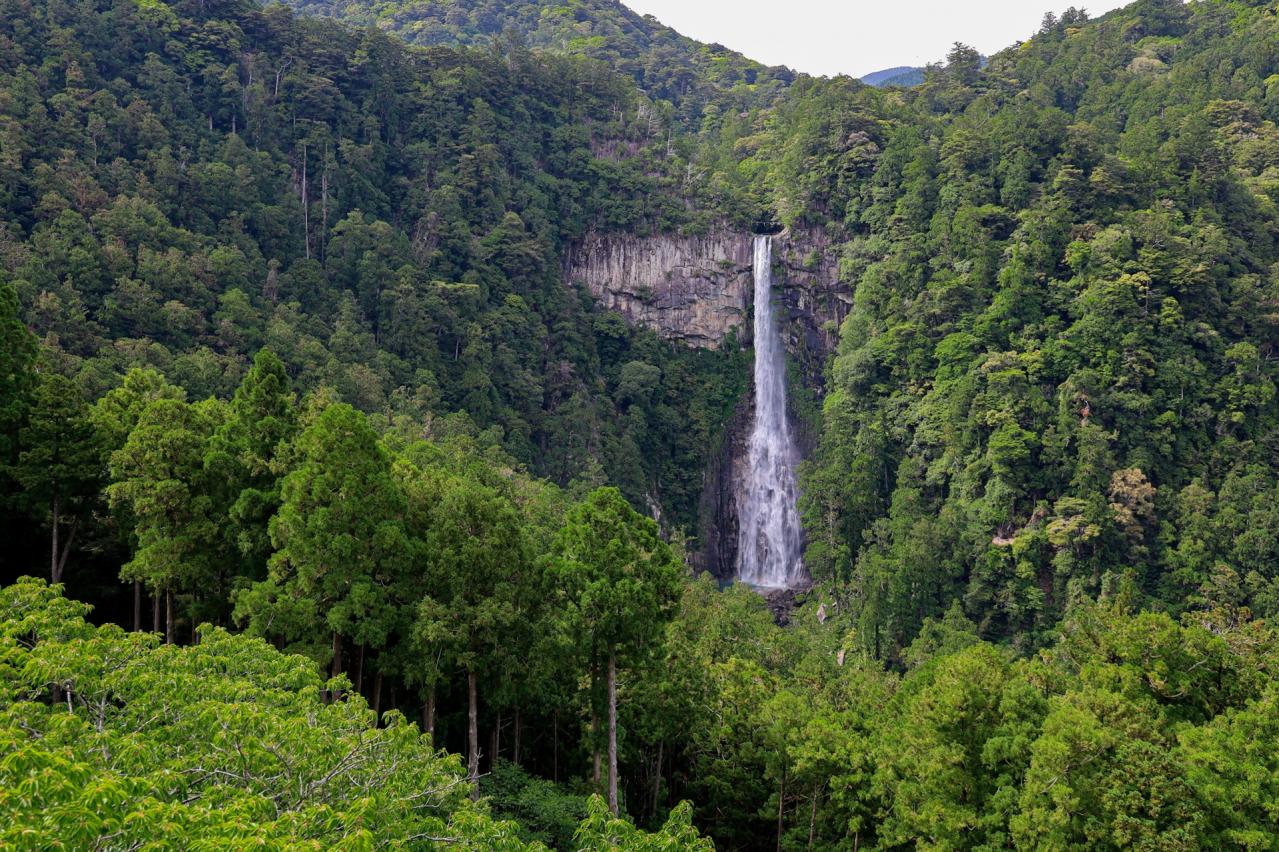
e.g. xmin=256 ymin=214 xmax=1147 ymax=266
xmin=622 ymin=0 xmax=1133 ymax=79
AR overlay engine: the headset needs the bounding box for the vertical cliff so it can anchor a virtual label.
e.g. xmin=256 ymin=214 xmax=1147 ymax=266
xmin=564 ymin=228 xmax=755 ymax=349
xmin=771 ymin=227 xmax=850 ymax=386
xmin=565 ymin=225 xmax=850 ymax=357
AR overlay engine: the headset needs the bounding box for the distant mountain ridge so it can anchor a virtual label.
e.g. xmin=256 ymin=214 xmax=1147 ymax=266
xmin=859 ymin=65 xmax=924 ymax=87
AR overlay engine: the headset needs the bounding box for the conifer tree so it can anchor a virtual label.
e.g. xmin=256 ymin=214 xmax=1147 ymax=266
xmin=237 ymin=403 xmax=409 ymax=682
xmin=15 ymin=372 xmax=101 ymax=584
xmin=106 ymin=398 xmax=219 ymax=644
xmin=551 ymin=487 xmax=681 ymax=814
xmin=205 ymin=349 xmax=297 ymax=582
xmin=413 ymin=475 xmax=530 ymax=797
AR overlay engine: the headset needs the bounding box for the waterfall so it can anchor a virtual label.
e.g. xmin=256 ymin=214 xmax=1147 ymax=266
xmin=737 ymin=235 xmax=806 ymax=588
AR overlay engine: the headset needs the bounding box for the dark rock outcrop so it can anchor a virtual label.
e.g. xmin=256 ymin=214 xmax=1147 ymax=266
xmin=771 ymin=226 xmax=851 ymax=385
xmin=696 ymin=388 xmax=753 ymax=579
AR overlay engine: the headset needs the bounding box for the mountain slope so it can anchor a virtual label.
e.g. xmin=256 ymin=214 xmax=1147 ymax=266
xmin=746 ymin=0 xmax=1279 ymax=656
xmin=279 ymin=0 xmax=797 ymax=119
xmin=0 ymin=0 xmax=747 ymax=550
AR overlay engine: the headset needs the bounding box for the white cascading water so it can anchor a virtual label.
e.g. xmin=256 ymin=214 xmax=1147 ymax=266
xmin=737 ymin=235 xmax=806 ymax=588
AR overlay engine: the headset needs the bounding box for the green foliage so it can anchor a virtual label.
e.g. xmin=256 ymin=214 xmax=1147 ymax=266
xmin=551 ymin=487 xmax=682 ymax=661
xmin=14 ymin=371 xmax=102 ymax=582
xmin=482 ymin=760 xmax=588 ymax=849
xmin=659 ymin=575 xmax=1279 ymax=851
xmin=280 ymin=0 xmax=795 ymax=125
xmin=790 ymin=0 xmax=1279 ymax=660
xmin=574 ymin=795 xmax=714 ymax=851
xmin=106 ymin=396 xmax=223 ymax=639
xmin=237 ymin=403 xmax=410 ymax=666
xmin=0 ymin=279 xmax=37 ymax=504
xmin=414 ymin=475 xmax=529 ymax=676
xmin=0 ymin=577 xmax=537 ymax=849
xmin=550 ymin=486 xmax=683 ymax=812
xmin=205 ymin=348 xmax=298 ymax=579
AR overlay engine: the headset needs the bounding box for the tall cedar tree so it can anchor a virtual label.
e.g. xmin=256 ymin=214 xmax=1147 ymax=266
xmin=413 ymin=475 xmax=530 ymax=797
xmin=237 ymin=403 xmax=409 ymax=684
xmin=15 ymin=372 xmax=101 ymax=584
xmin=204 ymin=349 xmax=297 ymax=582
xmin=106 ymin=398 xmax=219 ymax=644
xmin=551 ymin=487 xmax=681 ymax=814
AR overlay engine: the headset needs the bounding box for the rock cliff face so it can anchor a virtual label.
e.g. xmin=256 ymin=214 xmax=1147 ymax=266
xmin=565 ymin=224 xmax=852 ymax=580
xmin=694 ymin=390 xmax=752 ymax=579
xmin=563 ymin=228 xmax=754 ymax=349
xmin=564 ymin=225 xmax=850 ymax=357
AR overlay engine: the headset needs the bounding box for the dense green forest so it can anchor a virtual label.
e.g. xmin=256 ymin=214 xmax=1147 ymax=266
xmin=3 ymin=0 xmax=1279 ymax=847
xmin=780 ymin=0 xmax=1279 ymax=661
xmin=0 ymin=0 xmax=755 ymax=550
xmin=276 ymin=0 xmax=797 ymax=121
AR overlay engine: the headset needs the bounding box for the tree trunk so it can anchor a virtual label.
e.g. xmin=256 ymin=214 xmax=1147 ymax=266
xmin=591 ymin=709 xmax=601 ymax=791
xmin=808 ymin=783 xmax=818 ymax=849
xmin=493 ymin=709 xmax=503 ymax=767
xmin=152 ymin=593 xmax=160 ymax=633
xmin=164 ymin=588 xmax=175 ymax=645
xmin=133 ymin=581 xmax=142 ymax=632
xmin=372 ymin=670 xmax=383 ymax=720
xmin=553 ymin=710 xmax=559 ymax=783
xmin=652 ymin=741 xmax=663 ymax=820
xmin=513 ymin=706 xmax=521 ymax=766
xmin=301 ymin=142 xmax=309 ymax=259
xmin=776 ymin=769 xmax=786 ymax=852
xmin=423 ymin=685 xmax=436 ymax=737
xmin=608 ymin=652 xmax=618 ymax=815
xmin=467 ymin=669 xmax=480 ymax=799
xmin=54 ymin=518 xmax=76 ymax=587
xmin=320 ymin=143 xmax=329 ymax=263
xmin=330 ymin=631 xmax=343 ymax=701
xmin=50 ymin=494 xmax=60 ymax=583
xmin=356 ymin=643 xmax=365 ymax=696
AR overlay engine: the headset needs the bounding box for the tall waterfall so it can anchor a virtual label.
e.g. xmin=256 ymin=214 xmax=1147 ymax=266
xmin=737 ymin=235 xmax=806 ymax=588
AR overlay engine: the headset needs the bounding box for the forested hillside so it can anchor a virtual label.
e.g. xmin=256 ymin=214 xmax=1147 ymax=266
xmin=3 ymin=0 xmax=1279 ymax=848
xmin=0 ymin=0 xmax=755 ymax=559
xmin=277 ymin=0 xmax=797 ymax=121
xmin=760 ymin=0 xmax=1279 ymax=660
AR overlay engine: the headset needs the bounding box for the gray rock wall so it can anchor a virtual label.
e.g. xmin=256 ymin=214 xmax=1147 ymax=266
xmin=564 ymin=225 xmax=850 ymax=357
xmin=563 ymin=228 xmax=754 ymax=349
